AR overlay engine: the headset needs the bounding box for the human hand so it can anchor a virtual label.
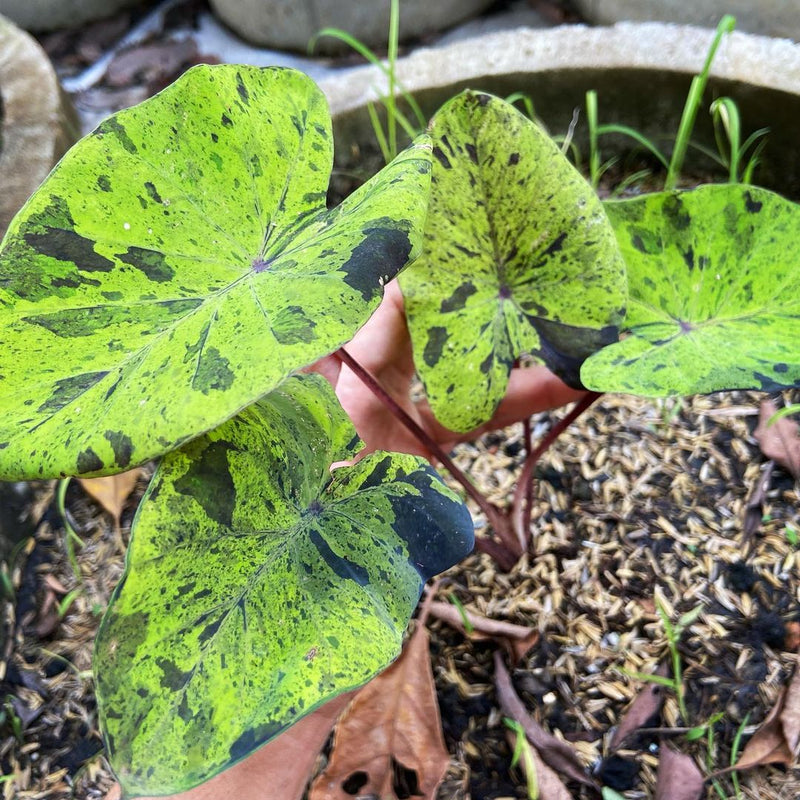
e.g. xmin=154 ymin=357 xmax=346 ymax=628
xmin=313 ymin=279 xmax=586 ymax=460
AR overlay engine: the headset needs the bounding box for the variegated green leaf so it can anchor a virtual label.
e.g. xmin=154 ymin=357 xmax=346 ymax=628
xmin=399 ymin=91 xmax=625 ymax=432
xmin=581 ymin=184 xmax=800 ymax=396
xmin=94 ymin=373 xmax=473 ymax=797
xmin=0 ymin=65 xmax=431 ymax=479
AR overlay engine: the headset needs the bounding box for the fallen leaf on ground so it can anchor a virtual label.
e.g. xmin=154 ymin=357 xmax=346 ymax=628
xmin=733 ymin=659 xmax=800 ymax=770
xmin=310 ymin=618 xmax=449 ymax=800
xmin=754 ymin=400 xmax=800 ymax=478
xmin=78 ymin=469 xmax=143 ymax=548
xmin=505 ymin=727 xmax=572 ymax=800
xmin=428 ymin=599 xmax=539 ymax=661
xmin=610 ymin=662 xmax=669 ymax=750
xmin=494 ymin=651 xmax=597 ymax=789
xmin=742 ymin=460 xmax=774 ymax=542
xmin=654 ymin=744 xmax=704 ymax=800
xmin=107 ymin=691 xmax=354 ymax=800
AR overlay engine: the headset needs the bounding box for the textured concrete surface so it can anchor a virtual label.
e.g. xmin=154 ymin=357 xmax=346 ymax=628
xmin=208 ymin=0 xmax=496 ymax=53
xmin=574 ymin=0 xmax=800 ymax=42
xmin=320 ymin=23 xmax=800 ymax=197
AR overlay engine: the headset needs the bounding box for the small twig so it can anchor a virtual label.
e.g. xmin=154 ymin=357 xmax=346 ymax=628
xmin=335 ymin=347 xmax=510 ymax=538
xmin=494 ymin=651 xmax=598 ymax=789
xmin=510 ymin=392 xmax=603 ymax=549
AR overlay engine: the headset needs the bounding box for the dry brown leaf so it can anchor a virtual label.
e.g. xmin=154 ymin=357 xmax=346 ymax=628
xmin=754 ymin=400 xmax=800 ymax=479
xmin=494 ymin=651 xmax=597 ymax=789
xmin=428 ymin=599 xmax=539 ymax=661
xmin=78 ymin=469 xmax=142 ymax=529
xmin=655 ymin=743 xmax=705 ymax=800
xmin=610 ymin=662 xmax=669 ymax=750
xmin=309 ymin=621 xmax=449 ymax=800
xmin=118 ymin=692 xmax=353 ymax=800
xmin=742 ymin=460 xmax=774 ymax=543
xmin=733 ymin=659 xmax=800 ymax=771
xmin=504 ymin=729 xmax=572 ymax=800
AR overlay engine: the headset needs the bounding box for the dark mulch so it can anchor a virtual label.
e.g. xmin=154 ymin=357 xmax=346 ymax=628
xmin=1 ymin=391 xmax=799 ymax=798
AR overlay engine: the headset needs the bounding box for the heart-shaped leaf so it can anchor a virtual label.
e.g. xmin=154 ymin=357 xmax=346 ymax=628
xmin=94 ymin=372 xmax=473 ymax=797
xmin=582 ymin=184 xmax=800 ymax=396
xmin=0 ymin=65 xmax=431 ymax=479
xmin=399 ymin=91 xmax=625 ymax=432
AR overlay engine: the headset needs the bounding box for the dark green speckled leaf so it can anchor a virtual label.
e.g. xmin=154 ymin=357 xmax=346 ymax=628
xmin=582 ymin=184 xmax=800 ymax=396
xmin=399 ymin=91 xmax=625 ymax=432
xmin=94 ymin=372 xmax=473 ymax=797
xmin=0 ymin=65 xmax=431 ymax=479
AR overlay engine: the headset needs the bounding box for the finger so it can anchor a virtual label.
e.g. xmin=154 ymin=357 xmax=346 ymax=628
xmin=304 ymin=354 xmax=342 ymax=387
xmin=493 ymin=365 xmax=587 ymax=428
xmin=416 ymin=365 xmax=586 ymax=448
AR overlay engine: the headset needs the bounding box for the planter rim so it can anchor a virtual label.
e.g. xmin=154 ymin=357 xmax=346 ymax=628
xmin=320 ymin=22 xmax=800 ymax=115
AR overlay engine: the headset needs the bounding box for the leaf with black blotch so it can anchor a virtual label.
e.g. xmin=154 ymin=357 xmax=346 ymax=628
xmin=104 ymin=692 xmax=354 ymax=800
xmin=400 ymin=90 xmax=625 ymax=432
xmin=0 ymin=65 xmax=431 ymax=480
xmin=94 ymin=373 xmax=473 ymax=798
xmin=583 ymin=184 xmax=800 ymax=396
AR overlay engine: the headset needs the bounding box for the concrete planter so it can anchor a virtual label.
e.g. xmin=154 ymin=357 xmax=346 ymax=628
xmin=209 ymin=0 xmax=496 ymax=53
xmin=574 ymin=1 xmax=800 ymax=42
xmin=320 ymin=22 xmax=800 ymax=199
xmin=0 ymin=0 xmax=150 ymax=32
xmin=0 ymin=14 xmax=79 ymax=237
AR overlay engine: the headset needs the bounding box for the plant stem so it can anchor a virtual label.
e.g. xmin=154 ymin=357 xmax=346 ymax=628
xmin=510 ymin=392 xmax=603 ymax=547
xmin=516 ymin=417 xmax=535 ymax=553
xmin=334 ymin=347 xmax=510 ymax=537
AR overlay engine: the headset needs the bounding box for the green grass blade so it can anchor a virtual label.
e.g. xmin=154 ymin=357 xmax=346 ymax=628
xmin=596 ymin=124 xmax=670 ymax=170
xmin=665 ymin=14 xmax=737 ymax=189
xmin=710 ymin=97 xmax=741 ymax=181
xmin=309 ymin=27 xmax=382 ymax=63
xmin=610 ymin=168 xmax=653 ymax=197
xmin=623 ymin=670 xmax=676 ymax=688
xmin=366 ymin=101 xmax=392 ymax=164
xmin=57 ymin=478 xmax=83 ymax=585
xmin=741 ymin=131 xmax=770 ymax=183
xmin=586 ymin=90 xmax=601 ymax=189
